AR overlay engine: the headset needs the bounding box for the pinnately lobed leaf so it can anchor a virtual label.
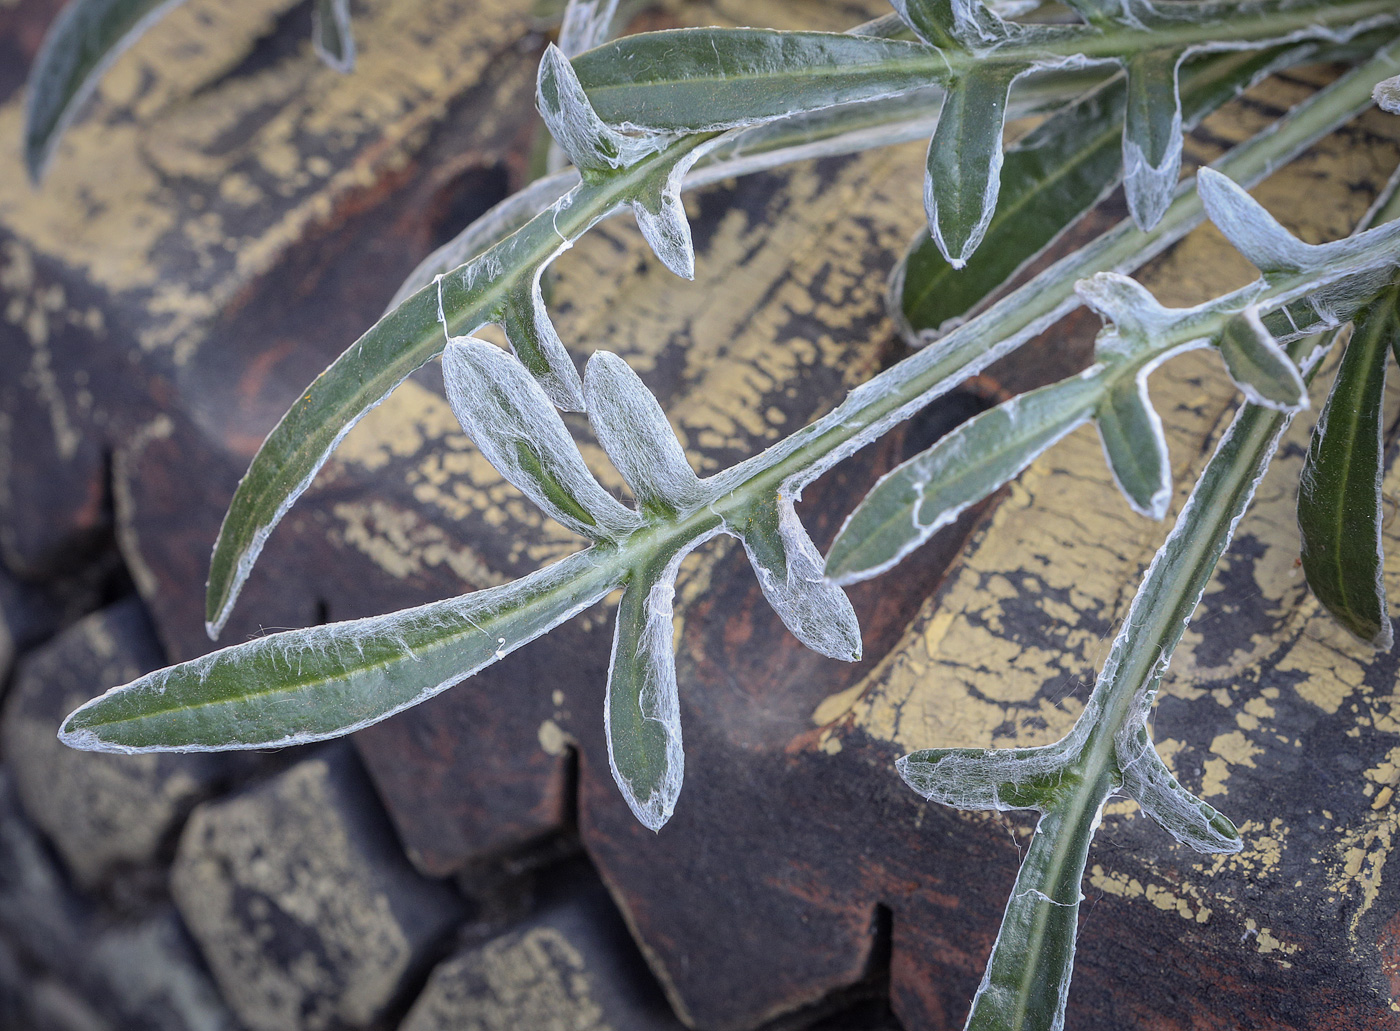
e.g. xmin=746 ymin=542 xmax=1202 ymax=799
xmin=202 ymin=15 xmax=1400 ymax=642
xmin=1298 ymin=285 xmax=1399 ymax=648
xmin=60 ymin=41 xmax=1400 ymax=847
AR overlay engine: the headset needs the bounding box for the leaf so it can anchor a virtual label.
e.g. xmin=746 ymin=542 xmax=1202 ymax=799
xmin=312 ymin=0 xmax=355 ymax=73
xmin=1117 ymin=728 xmax=1241 ymax=852
xmin=498 ymin=276 xmax=587 ymax=411
xmin=1095 ymin=372 xmax=1171 ymax=518
xmin=890 ymin=0 xmax=1007 ymax=49
xmin=630 ymin=153 xmax=698 ymax=280
xmin=897 ymin=740 xmax=1078 ymax=812
xmin=826 ymin=371 xmax=1104 ymax=585
xmin=923 ymin=61 xmax=1030 ymax=268
xmin=737 ymin=496 xmax=862 ymax=661
xmin=571 ymin=29 xmax=944 ymax=132
xmin=442 ymin=338 xmax=641 ymax=541
xmin=1198 ymin=166 xmax=1400 ymax=279
xmin=61 ymin=549 xmax=620 ymax=752
xmin=893 ymin=46 xmax=1297 ymax=338
xmin=387 ymin=172 xmax=579 ymax=314
xmin=537 ymin=42 xmax=671 ymax=175
xmin=1123 ymin=48 xmax=1184 ymax=230
xmin=1377 ymin=74 xmax=1400 ymax=114
xmin=1298 ymin=286 xmax=1397 ymax=648
xmin=558 ymin=0 xmax=623 ymax=56
xmin=23 ymin=0 xmax=188 ymax=181
xmin=1217 ymin=307 xmax=1308 ymax=410
xmin=606 ymin=553 xmax=689 ymax=831
xmin=583 ymin=351 xmax=704 ymax=516
xmin=1061 ymin=0 xmax=1145 ymax=26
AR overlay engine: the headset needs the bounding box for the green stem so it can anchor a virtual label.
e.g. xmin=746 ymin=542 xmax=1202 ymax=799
xmin=710 ymin=41 xmax=1399 ymax=506
xmin=960 ymin=155 xmax=1400 ymax=1031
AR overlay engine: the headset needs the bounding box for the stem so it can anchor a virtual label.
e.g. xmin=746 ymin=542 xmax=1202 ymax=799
xmin=708 ymin=40 xmax=1399 ymax=507
xmin=960 ymin=146 xmax=1400 ymax=1031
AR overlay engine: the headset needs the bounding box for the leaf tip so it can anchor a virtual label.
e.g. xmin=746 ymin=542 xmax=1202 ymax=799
xmin=57 ymin=706 xmax=114 ymax=754
xmin=1374 ymin=75 xmax=1400 ymax=116
xmin=1209 ymin=809 xmax=1241 ymax=846
xmin=621 ymin=784 xmax=677 ymax=832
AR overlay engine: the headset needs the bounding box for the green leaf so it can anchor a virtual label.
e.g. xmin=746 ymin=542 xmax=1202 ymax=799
xmin=312 ymin=0 xmax=355 ymax=73
xmin=571 ymin=29 xmax=945 ymax=131
xmin=1298 ymin=286 xmax=1397 ymax=648
xmin=23 ymin=0 xmax=187 ymax=181
xmin=1123 ymin=48 xmax=1184 ymax=230
xmin=892 ymin=47 xmax=1342 ymax=338
xmin=1095 ymin=372 xmax=1171 ymax=518
xmin=890 ymin=0 xmax=1006 ymax=49
xmin=583 ymin=351 xmax=704 ymax=516
xmin=499 ymin=277 xmax=587 ymax=411
xmin=1117 ymin=728 xmax=1241 ymax=852
xmin=924 ymin=61 xmax=1029 ymax=268
xmin=207 ymin=34 xmax=1396 ymax=648
xmin=898 ymin=741 xmax=1078 ymax=811
xmin=945 ymin=325 xmax=1328 ymax=1031
xmin=606 ymin=552 xmax=688 ymax=831
xmin=441 ymin=338 xmax=641 ymax=541
xmin=826 ymin=371 xmax=1104 ymax=585
xmin=737 ymin=496 xmax=862 ymax=661
xmin=1217 ymin=307 xmax=1308 ymax=410
xmin=61 ymin=550 xmax=621 ymax=752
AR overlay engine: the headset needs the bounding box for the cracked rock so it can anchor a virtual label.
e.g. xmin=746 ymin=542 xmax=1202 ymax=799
xmin=172 ymin=744 xmax=464 ymax=1031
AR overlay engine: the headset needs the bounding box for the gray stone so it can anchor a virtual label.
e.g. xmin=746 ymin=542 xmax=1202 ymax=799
xmin=90 ymin=909 xmax=238 ymax=1031
xmin=2 ymin=598 xmax=222 ymax=887
xmin=0 ymin=767 xmax=90 ymax=973
xmin=399 ymin=867 xmax=684 ymax=1031
xmin=172 ymin=745 xmax=464 ymax=1031
xmin=28 ymin=980 xmax=113 ymax=1031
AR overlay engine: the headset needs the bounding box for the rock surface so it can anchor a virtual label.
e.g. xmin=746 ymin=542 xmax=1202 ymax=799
xmin=3 ymin=598 xmax=224 ymax=887
xmin=172 ymin=744 xmax=463 ymax=1031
